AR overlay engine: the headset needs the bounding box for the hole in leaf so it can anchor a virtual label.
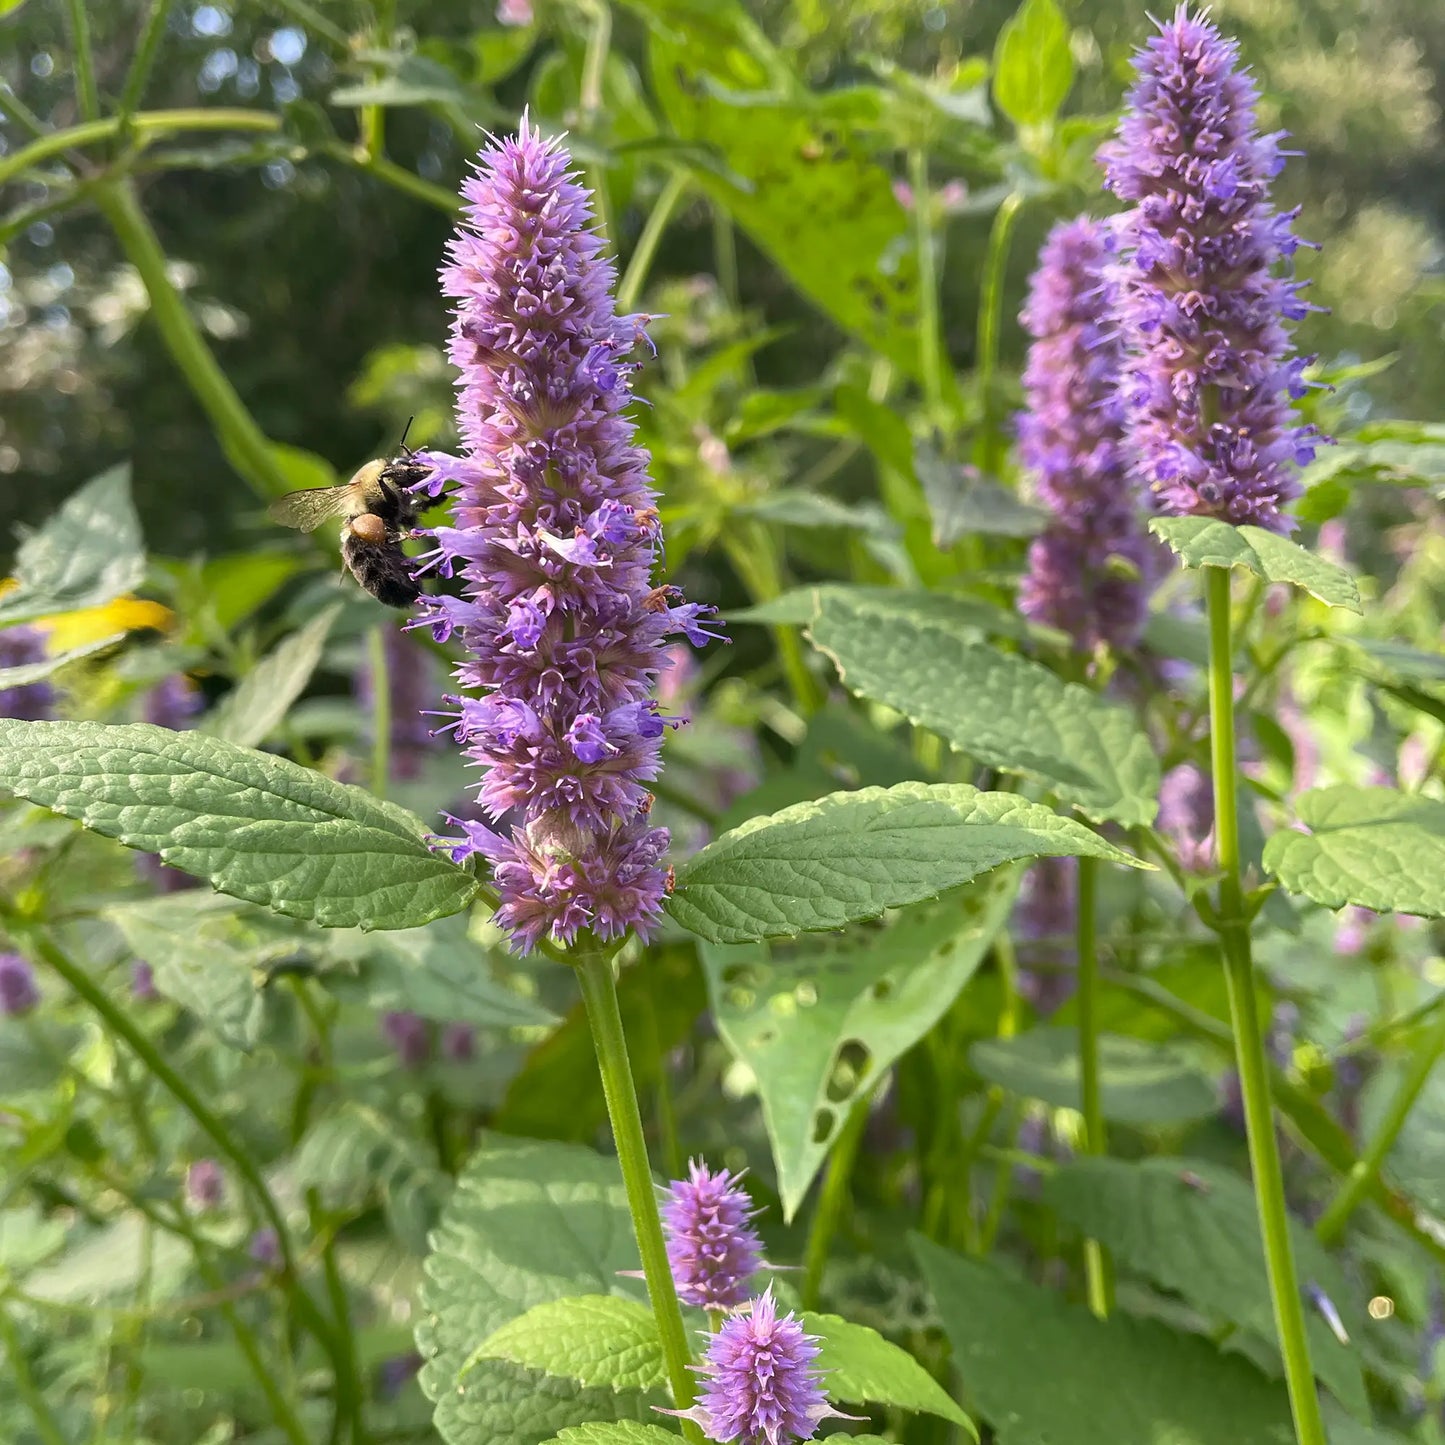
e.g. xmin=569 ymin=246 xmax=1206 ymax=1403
xmin=871 ymin=978 xmax=894 ymax=1001
xmin=825 ymin=1038 xmax=873 ymax=1101
xmin=811 ymin=1108 xmax=835 ymax=1144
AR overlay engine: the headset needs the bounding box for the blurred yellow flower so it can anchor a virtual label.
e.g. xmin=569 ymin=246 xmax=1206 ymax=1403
xmin=0 ymin=580 xmax=173 ymax=651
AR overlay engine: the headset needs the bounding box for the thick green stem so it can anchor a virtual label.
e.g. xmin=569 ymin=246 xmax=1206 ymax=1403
xmin=974 ymin=192 xmax=1023 ymax=475
xmin=801 ymin=1090 xmax=871 ymax=1309
xmin=1206 ymin=568 xmax=1325 ymax=1445
xmin=1315 ymin=1004 xmax=1445 ymax=1245
xmin=367 ymin=624 xmax=392 ymax=801
xmin=342 ymin=147 xmax=459 ymax=215
xmin=1075 ymin=855 xmax=1113 ymax=1319
xmin=907 ymin=147 xmax=945 ymax=410
xmin=575 ymin=949 xmax=701 ymax=1441
xmin=94 ymin=179 xmax=288 ymax=502
xmin=617 ymin=170 xmax=689 ymax=314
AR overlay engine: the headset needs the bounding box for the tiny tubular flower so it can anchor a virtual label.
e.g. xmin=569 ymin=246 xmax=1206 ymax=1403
xmin=662 ymin=1158 xmax=765 ymax=1311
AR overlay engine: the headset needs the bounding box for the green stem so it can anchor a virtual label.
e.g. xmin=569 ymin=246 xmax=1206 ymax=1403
xmin=266 ymin=0 xmax=351 ymax=48
xmin=0 ymin=108 xmax=282 ymax=187
xmin=712 ymin=203 xmax=740 ymax=309
xmin=575 ymin=948 xmax=701 ymax=1441
xmin=94 ymin=178 xmax=288 ymax=502
xmin=908 ymin=147 xmax=944 ymax=410
xmin=62 ymin=0 xmax=101 ymax=122
xmin=617 ymin=170 xmax=689 ymax=314
xmin=579 ymin=1 xmax=614 ymax=249
xmin=19 ymin=926 xmax=352 ymax=1400
xmin=1206 ymin=567 xmax=1325 ymax=1445
xmin=311 ymin=1193 xmax=367 ymax=1445
xmin=116 ymin=0 xmax=175 ymax=127
xmin=801 ymin=1090 xmax=871 ymax=1310
xmin=0 ymin=1309 xmax=69 ymax=1445
xmin=974 ymin=191 xmax=1023 ymax=475
xmin=367 ymin=624 xmax=392 ymax=801
xmin=344 ymin=147 xmax=459 ymax=215
xmin=1075 ymin=855 xmax=1113 ymax=1319
xmin=0 ymin=83 xmax=49 ymax=139
xmin=1315 ymin=1004 xmax=1445 ymax=1245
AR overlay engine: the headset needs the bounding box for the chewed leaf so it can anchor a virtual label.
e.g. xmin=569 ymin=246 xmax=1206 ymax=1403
xmin=1148 ymin=517 xmax=1361 ymax=612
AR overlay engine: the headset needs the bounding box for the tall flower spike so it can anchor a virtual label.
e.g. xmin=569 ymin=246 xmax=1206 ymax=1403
xmin=662 ymin=1158 xmax=765 ymax=1311
xmin=1016 ymin=217 xmax=1152 ymax=652
xmin=416 ymin=120 xmax=722 ymax=954
xmin=663 ymin=1286 xmax=855 ymax=1445
xmin=1103 ymin=5 xmax=1319 ymax=533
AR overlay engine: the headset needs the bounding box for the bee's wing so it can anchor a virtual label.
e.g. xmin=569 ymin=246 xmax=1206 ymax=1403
xmin=266 ymin=484 xmax=355 ymax=533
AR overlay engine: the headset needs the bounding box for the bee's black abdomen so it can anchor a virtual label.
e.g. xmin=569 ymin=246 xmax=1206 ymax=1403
xmin=341 ymin=533 xmax=422 ymax=609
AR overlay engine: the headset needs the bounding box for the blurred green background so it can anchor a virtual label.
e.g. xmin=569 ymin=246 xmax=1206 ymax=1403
xmin=1 ymin=0 xmax=1441 ymax=555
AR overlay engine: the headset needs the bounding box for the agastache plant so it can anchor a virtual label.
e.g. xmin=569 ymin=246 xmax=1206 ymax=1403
xmin=415 ymin=119 xmax=721 ymax=956
xmin=1102 ymin=4 xmax=1318 ymax=532
xmin=1016 ymin=217 xmax=1151 ymax=652
xmin=662 ymin=1159 xmax=765 ymax=1311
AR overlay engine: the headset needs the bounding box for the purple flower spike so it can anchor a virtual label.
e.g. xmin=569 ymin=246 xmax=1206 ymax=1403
xmin=1103 ymin=5 xmax=1320 ymax=533
xmin=416 ymin=120 xmax=722 ymax=954
xmin=0 ymin=626 xmax=57 ymax=720
xmin=381 ymin=1010 xmax=431 ymax=1068
xmin=143 ymin=673 xmax=202 ymax=730
xmin=1158 ymin=762 xmax=1215 ymax=872
xmin=1016 ymin=217 xmax=1151 ymax=652
xmin=666 ymin=1286 xmax=854 ymax=1445
xmin=0 ymin=952 xmax=39 ymax=1016
xmin=663 ymin=1158 xmax=764 ymax=1311
xmin=186 ymin=1159 xmax=226 ymax=1210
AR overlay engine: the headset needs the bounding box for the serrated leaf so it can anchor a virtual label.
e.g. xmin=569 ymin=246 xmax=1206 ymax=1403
xmin=992 ymin=0 xmax=1074 ymax=129
xmin=541 ymin=1426 xmax=681 ymax=1445
xmin=912 ymin=1238 xmax=1296 ymax=1445
xmin=0 ymin=633 xmax=125 ymax=689
xmin=1046 ymin=1157 xmax=1367 ymax=1416
xmin=1148 ymin=517 xmax=1362 ymax=612
xmin=1262 ymin=786 xmax=1445 ymax=918
xmin=703 ymin=880 xmax=1016 ymax=1216
xmin=804 ymin=1311 xmax=973 ymax=1430
xmin=670 ymin=781 xmax=1146 ymax=945
xmin=915 ymin=444 xmax=1045 ymax=544
xmin=969 ymin=1028 xmax=1218 ymax=1125
xmin=465 ymin=1296 xmax=665 ymax=1393
xmin=204 ymin=604 xmax=340 ymax=748
xmin=104 ymin=893 xmax=301 ymax=1050
xmin=806 ymin=591 xmax=1159 ymax=825
xmin=0 ymin=466 xmax=146 ymax=625
xmin=0 ymin=720 xmax=477 ymax=930
xmin=418 ymin=1136 xmax=658 ymax=1445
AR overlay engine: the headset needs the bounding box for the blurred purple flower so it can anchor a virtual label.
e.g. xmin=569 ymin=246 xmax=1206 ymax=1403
xmin=377 ymin=1352 xmax=423 ymax=1399
xmin=355 ymin=625 xmax=441 ymax=782
xmin=1103 ymin=6 xmax=1320 ymax=532
xmin=0 ymin=952 xmax=39 ymax=1016
xmin=186 ymin=1159 xmax=226 ymax=1210
xmin=496 ymin=0 xmax=532 ymax=25
xmin=1158 ymin=762 xmax=1215 ymax=872
xmin=131 ymin=961 xmax=159 ymax=1000
xmin=381 ymin=1010 xmax=431 ymax=1068
xmin=249 ymin=1227 xmax=281 ymax=1268
xmin=1014 ymin=857 xmax=1077 ymax=1017
xmin=1016 ymin=216 xmax=1152 ymax=652
xmin=0 ymin=626 xmax=56 ymax=720
xmin=662 ymin=1158 xmax=764 ymax=1311
xmin=440 ymin=1021 xmax=475 ymax=1062
xmin=143 ymin=673 xmax=202 ymax=730
xmin=415 ymin=121 xmax=722 ymax=954
xmin=666 ymin=1286 xmax=852 ymax=1444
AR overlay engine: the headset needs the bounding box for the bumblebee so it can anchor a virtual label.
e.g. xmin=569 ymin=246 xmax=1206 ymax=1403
xmin=268 ymin=444 xmax=431 ymax=609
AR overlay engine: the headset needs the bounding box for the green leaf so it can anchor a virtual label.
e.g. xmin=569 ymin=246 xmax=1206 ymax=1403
xmin=732 ymin=585 xmax=1034 ymax=642
xmin=702 ymin=880 xmax=1015 ymax=1217
xmin=0 ymin=633 xmax=126 ymax=689
xmin=804 ymin=1311 xmax=973 ymax=1430
xmin=969 ymin=1028 xmax=1218 ymax=1125
xmin=806 ymin=591 xmax=1159 ymax=825
xmin=992 ymin=0 xmax=1074 ymax=129
xmin=652 ymin=52 xmax=924 ymax=379
xmin=915 ymin=444 xmax=1046 ymax=545
xmin=0 ymin=466 xmax=146 ymax=625
xmin=360 ymin=912 xmax=557 ymax=1029
xmin=1262 ymin=785 xmax=1445 ymax=918
xmin=204 ymin=604 xmax=340 ymax=748
xmin=465 ymin=1296 xmax=665 ymax=1393
xmin=103 ymin=893 xmax=303 ymax=1050
xmin=541 ymin=1426 xmax=681 ymax=1445
xmin=0 ymin=1208 xmax=66 ymax=1277
xmin=0 ymin=1019 xmax=85 ymax=1093
xmin=1046 ymin=1157 xmax=1367 ymax=1416
xmin=293 ymin=1103 xmax=445 ymax=1253
xmin=912 ymin=1238 xmax=1296 ymax=1445
xmin=670 ymin=781 xmax=1146 ymax=945
xmin=0 ymin=720 xmax=478 ymax=930
xmin=417 ymin=1136 xmax=659 ymax=1445
xmin=1148 ymin=517 xmax=1362 ymax=613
